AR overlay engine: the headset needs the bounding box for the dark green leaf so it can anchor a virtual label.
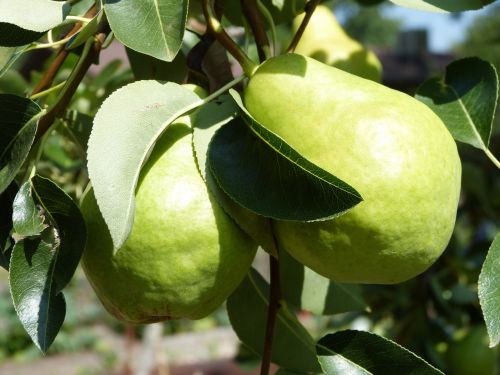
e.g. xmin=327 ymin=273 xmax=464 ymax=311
xmin=126 ymin=47 xmax=187 ymax=82
xmin=317 ymin=330 xmax=444 ymax=375
xmin=105 ymin=0 xmax=188 ymax=61
xmin=416 ymin=57 xmax=498 ymax=151
xmin=0 ymin=182 xmax=17 ymax=270
xmin=390 ymin=0 xmax=495 ymax=12
xmin=30 ymin=175 xmax=86 ymax=292
xmin=87 ymin=81 xmax=202 ymax=249
xmin=192 ymin=97 xmax=276 ymax=255
xmin=280 ymin=249 xmax=368 ymax=315
xmin=208 ymin=91 xmax=362 ymax=221
xmin=12 ymin=181 xmax=47 ymax=237
xmin=9 ymin=234 xmax=66 ymax=353
xmin=0 ymin=94 xmax=42 ymax=194
xmin=0 ymin=24 xmax=43 ymax=47
xmin=354 ymin=0 xmax=386 ymax=5
xmin=227 ymin=268 xmax=322 ymax=373
xmin=479 ymin=232 xmax=500 ymax=347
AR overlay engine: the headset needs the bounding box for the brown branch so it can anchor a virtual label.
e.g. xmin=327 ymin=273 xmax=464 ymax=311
xmin=35 ymin=16 xmax=110 ymax=141
xmin=287 ymin=0 xmax=321 ymax=53
xmin=31 ymin=4 xmax=98 ymax=95
xmin=202 ymin=0 xmax=256 ymax=76
xmin=260 ymin=225 xmax=282 ymax=375
xmin=240 ymin=0 xmax=270 ymax=62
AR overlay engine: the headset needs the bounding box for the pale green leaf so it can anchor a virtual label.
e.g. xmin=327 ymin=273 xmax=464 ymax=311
xmin=478 ymin=232 xmax=500 ymax=347
xmin=87 ymin=81 xmax=202 ymax=250
xmin=0 ymin=0 xmax=69 ymax=32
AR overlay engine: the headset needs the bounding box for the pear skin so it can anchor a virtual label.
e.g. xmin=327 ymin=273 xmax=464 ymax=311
xmin=82 ymin=121 xmax=257 ymax=324
xmin=244 ymin=54 xmax=461 ymax=284
xmin=293 ymin=5 xmax=382 ymax=82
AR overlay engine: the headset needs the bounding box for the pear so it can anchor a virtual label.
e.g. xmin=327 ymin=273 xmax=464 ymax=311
xmin=292 ymin=5 xmax=382 ymax=82
xmin=244 ymin=53 xmax=461 ymax=284
xmin=446 ymin=326 xmax=498 ymax=375
xmin=81 ymin=114 xmax=257 ymax=324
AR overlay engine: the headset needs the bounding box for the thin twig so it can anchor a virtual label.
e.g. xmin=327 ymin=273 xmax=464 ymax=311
xmin=202 ymin=0 xmax=257 ymax=76
xmin=35 ymin=16 xmax=111 ymax=141
xmin=31 ymin=4 xmax=98 ymax=95
xmin=240 ymin=0 xmax=270 ymax=62
xmin=260 ymin=254 xmax=281 ymax=375
xmin=287 ymin=0 xmax=321 ymax=53
xmin=260 ymin=222 xmax=282 ymax=375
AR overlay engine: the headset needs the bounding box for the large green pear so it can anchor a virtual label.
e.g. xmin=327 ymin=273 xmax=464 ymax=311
xmin=81 ymin=118 xmax=257 ymax=324
xmin=292 ymin=5 xmax=382 ymax=82
xmin=244 ymin=53 xmax=461 ymax=284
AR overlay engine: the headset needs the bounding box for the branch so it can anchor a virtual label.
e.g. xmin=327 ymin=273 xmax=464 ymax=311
xmin=240 ymin=0 xmax=270 ymax=62
xmin=202 ymin=0 xmax=257 ymax=76
xmin=35 ymin=15 xmax=110 ymax=141
xmin=287 ymin=0 xmax=321 ymax=53
xmin=31 ymin=4 xmax=98 ymax=95
xmin=260 ymin=224 xmax=282 ymax=375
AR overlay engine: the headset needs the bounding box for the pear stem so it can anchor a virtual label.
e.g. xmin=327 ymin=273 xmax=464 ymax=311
xmin=287 ymin=0 xmax=322 ymax=53
xmin=202 ymin=0 xmax=257 ymax=76
xmin=240 ymin=0 xmax=271 ymax=62
xmin=256 ymin=0 xmax=277 ymax=56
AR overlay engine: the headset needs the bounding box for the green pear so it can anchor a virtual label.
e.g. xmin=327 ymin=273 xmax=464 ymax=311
xmin=244 ymin=53 xmax=461 ymax=284
xmin=81 ymin=112 xmax=257 ymax=324
xmin=446 ymin=326 xmax=498 ymax=375
xmin=292 ymin=5 xmax=382 ymax=82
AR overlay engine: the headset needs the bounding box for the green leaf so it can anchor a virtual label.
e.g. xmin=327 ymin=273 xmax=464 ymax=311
xmin=8 ymin=175 xmax=85 ymax=352
xmin=0 ymin=25 xmax=43 ymax=47
xmin=389 ymin=0 xmax=495 ymax=12
xmin=30 ymin=175 xmax=86 ymax=292
xmin=9 ymin=234 xmax=66 ymax=353
xmin=416 ymin=58 xmax=498 ymax=151
xmin=126 ymin=47 xmax=187 ymax=82
xmin=0 ymin=182 xmax=17 ymax=270
xmin=227 ymin=268 xmax=322 ymax=373
xmin=61 ymin=110 xmax=93 ymax=153
xmin=0 ymin=94 xmax=42 ymax=194
xmin=317 ymin=330 xmax=444 ymax=375
xmin=192 ymin=97 xmax=276 ymax=255
xmin=208 ymin=91 xmax=362 ymax=221
xmin=105 ymin=0 xmax=188 ymax=62
xmin=280 ymin=249 xmax=368 ymax=315
xmin=66 ymin=10 xmax=104 ymax=50
xmin=0 ymin=0 xmax=69 ymax=46
xmin=87 ymin=81 xmax=202 ymax=250
xmin=479 ymin=232 xmax=500 ymax=347
xmin=0 ymin=46 xmax=30 ymax=77
xmin=12 ymin=181 xmax=47 ymax=237
xmin=0 ymin=69 xmax=27 ymax=95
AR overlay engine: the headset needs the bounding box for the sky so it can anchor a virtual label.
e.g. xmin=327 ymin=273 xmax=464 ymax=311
xmin=382 ymin=4 xmax=496 ymax=52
